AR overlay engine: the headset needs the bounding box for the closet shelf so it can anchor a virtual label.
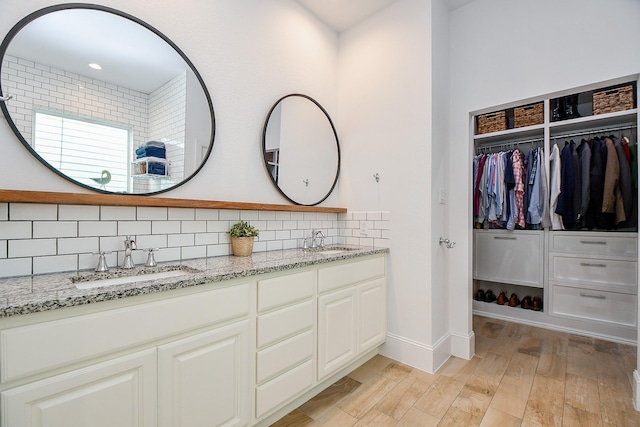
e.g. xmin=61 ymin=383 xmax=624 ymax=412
xmin=549 ymin=108 xmax=637 ymax=136
xmin=474 ymin=123 xmax=545 ymax=144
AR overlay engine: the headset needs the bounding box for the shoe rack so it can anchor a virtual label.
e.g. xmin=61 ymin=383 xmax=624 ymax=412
xmin=471 ymin=75 xmax=639 ymax=343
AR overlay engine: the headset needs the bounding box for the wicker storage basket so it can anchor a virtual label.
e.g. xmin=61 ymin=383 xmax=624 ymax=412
xmin=477 ymin=111 xmax=507 ymax=134
xmin=231 ymin=236 xmax=254 ymax=256
xmin=514 ymin=102 xmax=544 ymax=128
xmin=593 ymin=84 xmax=635 ymax=115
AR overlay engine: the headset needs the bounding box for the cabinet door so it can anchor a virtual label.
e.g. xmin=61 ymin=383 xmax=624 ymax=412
xmin=317 ymin=287 xmax=357 ymax=381
xmin=158 ymin=320 xmax=250 ymax=427
xmin=1 ymin=348 xmax=157 ymax=427
xmin=358 ymin=278 xmax=386 ymax=354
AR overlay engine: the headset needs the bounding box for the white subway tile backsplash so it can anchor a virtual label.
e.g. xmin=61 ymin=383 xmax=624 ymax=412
xmin=195 ymin=208 xmax=218 ymax=220
xmin=168 ymin=208 xmax=195 ymax=220
xmin=258 ymin=211 xmax=276 ymax=221
xmin=168 ymin=233 xmax=194 ymax=247
xmin=207 ymin=221 xmax=229 ymax=233
xmin=0 ymin=221 xmax=31 ymax=239
xmin=118 ymin=221 xmax=151 ymax=236
xmin=33 ymin=221 xmax=77 ymax=238
xmin=275 ymin=212 xmax=291 ymax=220
xmin=181 ymin=221 xmax=206 ymax=233
xmin=78 ymin=221 xmax=117 ymax=237
xmin=11 ymin=203 xmax=57 ymax=220
xmin=58 ymin=205 xmax=99 ymax=220
xmin=181 ymin=245 xmax=206 ymax=260
xmin=240 ymin=210 xmax=259 ymax=220
xmin=0 ymin=258 xmax=31 ymax=276
xmin=33 ymin=254 xmax=77 ymax=275
xmin=0 ymin=201 xmax=390 ymax=278
xmin=207 ymin=244 xmax=230 ymax=257
xmin=9 ymin=239 xmax=56 ymax=258
xmin=58 ymin=237 xmax=99 ymax=255
xmin=195 ymin=233 xmax=219 ymax=246
xmin=136 ymin=235 xmax=167 ymax=249
xmin=267 ymin=240 xmax=283 ymax=251
xmin=152 ymin=247 xmax=181 ymax=263
xmin=267 ymin=221 xmax=283 ymax=231
xmin=219 ymin=209 xmax=240 ymax=221
xmin=259 ymin=231 xmax=275 ymax=241
xmin=101 ymin=206 xmax=136 ymax=220
xmin=152 ymin=221 xmax=181 ymax=235
xmin=136 ymin=207 xmax=168 ymax=220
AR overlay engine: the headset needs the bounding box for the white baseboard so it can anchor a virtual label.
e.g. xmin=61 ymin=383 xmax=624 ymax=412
xmin=634 ymin=370 xmax=640 ymax=411
xmin=450 ymin=330 xmax=475 ymax=360
xmin=379 ymin=332 xmax=459 ymax=373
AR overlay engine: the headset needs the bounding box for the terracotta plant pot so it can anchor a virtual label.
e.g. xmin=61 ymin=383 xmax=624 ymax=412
xmin=231 ymin=236 xmax=254 ymax=256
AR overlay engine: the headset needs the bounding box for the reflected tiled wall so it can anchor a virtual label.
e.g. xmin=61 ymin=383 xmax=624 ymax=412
xmin=0 ymin=203 xmax=390 ymax=278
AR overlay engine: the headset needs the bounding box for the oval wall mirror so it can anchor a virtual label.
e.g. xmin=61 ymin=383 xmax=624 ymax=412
xmin=262 ymin=94 xmax=340 ymax=206
xmin=0 ymin=4 xmax=215 ymax=195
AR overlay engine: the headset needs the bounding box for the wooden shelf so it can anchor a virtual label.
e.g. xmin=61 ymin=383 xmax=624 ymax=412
xmin=0 ymin=190 xmax=347 ymax=213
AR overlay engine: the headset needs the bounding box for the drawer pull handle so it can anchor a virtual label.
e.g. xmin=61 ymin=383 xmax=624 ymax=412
xmin=493 ymin=236 xmax=517 ymax=240
xmin=580 ymin=262 xmax=607 ymax=268
xmin=579 ymin=292 xmax=606 ymax=300
xmin=579 ymin=240 xmax=607 ymax=245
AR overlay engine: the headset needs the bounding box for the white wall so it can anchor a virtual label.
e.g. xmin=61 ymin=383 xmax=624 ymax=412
xmin=0 ymin=0 xmax=340 ymax=206
xmin=338 ymin=0 xmax=441 ymax=371
xmin=447 ymin=0 xmax=640 ymax=358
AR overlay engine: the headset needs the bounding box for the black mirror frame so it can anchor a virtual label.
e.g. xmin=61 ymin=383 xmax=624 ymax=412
xmin=0 ymin=3 xmax=215 ymax=196
xmin=262 ymin=93 xmax=340 ymax=206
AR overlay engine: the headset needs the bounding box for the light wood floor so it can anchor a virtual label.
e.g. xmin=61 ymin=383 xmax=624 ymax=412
xmin=271 ymin=315 xmax=640 ymax=426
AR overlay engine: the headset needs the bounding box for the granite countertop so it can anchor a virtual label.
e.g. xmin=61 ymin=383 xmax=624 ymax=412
xmin=0 ymin=245 xmax=388 ymax=318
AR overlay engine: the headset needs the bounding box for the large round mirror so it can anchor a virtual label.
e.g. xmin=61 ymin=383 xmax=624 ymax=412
xmin=262 ymin=94 xmax=340 ymax=206
xmin=0 ymin=4 xmax=214 ymax=195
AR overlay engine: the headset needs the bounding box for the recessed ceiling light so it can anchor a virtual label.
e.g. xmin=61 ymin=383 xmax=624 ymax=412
xmin=88 ymin=63 xmax=102 ymax=70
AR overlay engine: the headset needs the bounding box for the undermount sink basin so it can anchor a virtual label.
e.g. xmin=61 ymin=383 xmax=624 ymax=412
xmin=71 ymin=266 xmax=199 ymax=290
xmin=308 ymin=246 xmax=359 ymax=255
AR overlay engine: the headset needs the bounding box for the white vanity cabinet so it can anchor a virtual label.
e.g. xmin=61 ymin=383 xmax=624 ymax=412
xmin=0 ymin=282 xmax=252 ymax=427
xmin=317 ymin=256 xmax=386 ymax=381
xmin=0 ymin=252 xmax=388 ymax=427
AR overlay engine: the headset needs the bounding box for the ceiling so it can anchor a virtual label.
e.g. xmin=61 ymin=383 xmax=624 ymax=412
xmin=296 ymin=0 xmax=475 ymax=32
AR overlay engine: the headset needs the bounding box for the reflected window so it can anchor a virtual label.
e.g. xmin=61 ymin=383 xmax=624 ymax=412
xmin=34 ymin=111 xmax=130 ymax=192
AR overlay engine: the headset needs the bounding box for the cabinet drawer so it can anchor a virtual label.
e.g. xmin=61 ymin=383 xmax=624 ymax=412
xmin=1 ymin=283 xmax=250 ymax=383
xmin=256 ymin=330 xmax=313 ymax=384
xmin=256 ymin=300 xmax=313 ymax=349
xmin=257 ymin=270 xmax=314 ymax=313
xmin=318 ymin=255 xmax=385 ymax=293
xmin=550 ymin=255 xmax=637 ymax=289
xmin=550 ymin=233 xmax=637 ymax=257
xmin=473 ymin=230 xmax=543 ymax=287
xmin=551 ymin=284 xmax=637 ymax=327
xmin=255 ymin=359 xmax=313 ymax=419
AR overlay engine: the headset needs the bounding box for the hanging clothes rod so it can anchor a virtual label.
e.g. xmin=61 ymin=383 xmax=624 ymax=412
xmin=476 ymin=138 xmax=543 ymax=154
xmin=551 ymin=124 xmax=637 ymax=141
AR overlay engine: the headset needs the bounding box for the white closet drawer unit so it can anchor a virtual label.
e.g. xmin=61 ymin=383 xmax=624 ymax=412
xmin=550 ymin=233 xmax=637 ymax=257
xmin=473 ymin=230 xmax=543 ymax=288
xmin=551 ymin=284 xmax=637 ymax=327
xmin=256 ymin=300 xmax=313 ymax=349
xmin=550 ymin=255 xmax=637 ymax=292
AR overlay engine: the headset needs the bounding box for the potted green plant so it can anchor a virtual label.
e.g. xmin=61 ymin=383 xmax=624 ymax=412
xmin=229 ymin=220 xmax=259 ymax=256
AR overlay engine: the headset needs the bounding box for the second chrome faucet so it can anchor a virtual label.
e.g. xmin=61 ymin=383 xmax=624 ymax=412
xmin=121 ymin=236 xmax=137 ymax=269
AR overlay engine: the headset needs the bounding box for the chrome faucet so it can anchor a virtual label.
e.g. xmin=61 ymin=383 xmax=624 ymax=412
xmin=311 ymin=230 xmax=326 ymax=249
xmin=121 ymin=236 xmax=137 ymax=269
